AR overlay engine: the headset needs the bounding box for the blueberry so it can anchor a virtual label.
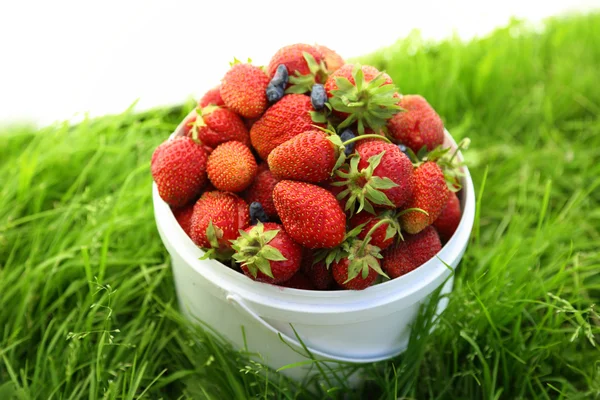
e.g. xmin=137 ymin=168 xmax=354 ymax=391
xmin=249 ymin=202 xmax=269 ymax=225
xmin=266 ymin=83 xmax=285 ymax=103
xmin=339 ymin=129 xmax=356 ymax=156
xmin=397 ymin=144 xmax=408 ymax=155
xmin=270 ymin=64 xmax=289 ymax=87
xmin=310 ymin=84 xmax=327 ymax=110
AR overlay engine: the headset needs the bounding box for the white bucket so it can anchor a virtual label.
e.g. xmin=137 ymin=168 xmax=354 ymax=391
xmin=153 ymin=111 xmax=475 ymax=384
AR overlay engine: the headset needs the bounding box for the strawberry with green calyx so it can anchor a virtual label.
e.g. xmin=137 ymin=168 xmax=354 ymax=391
xmin=221 ymin=59 xmax=270 ymax=119
xmin=405 ymin=138 xmax=470 ymax=193
xmin=332 ymin=134 xmax=415 ymax=214
xmin=231 ymin=222 xmax=302 ymax=284
xmin=190 ymin=191 xmax=250 ymax=260
xmin=273 ymin=180 xmax=346 ymax=249
xmin=349 ymin=210 xmax=402 ymax=251
xmin=267 ymin=44 xmax=329 ymax=94
xmin=315 ymin=225 xmax=388 ymax=290
xmin=188 ymin=105 xmax=250 ymax=148
xmin=324 ymin=64 xmax=401 ymax=135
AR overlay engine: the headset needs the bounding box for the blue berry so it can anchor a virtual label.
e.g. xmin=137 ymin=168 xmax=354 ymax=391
xmin=397 ymin=144 xmax=408 ymax=155
xmin=271 ymin=64 xmax=289 ymax=87
xmin=310 ymin=84 xmax=327 ymax=110
xmin=339 ymin=129 xmax=356 ymax=156
xmin=249 ymin=202 xmax=269 ymax=225
xmin=266 ymin=83 xmax=285 ymax=103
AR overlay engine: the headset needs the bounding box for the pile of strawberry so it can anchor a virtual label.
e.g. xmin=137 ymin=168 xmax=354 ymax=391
xmin=151 ymin=43 xmax=467 ymax=291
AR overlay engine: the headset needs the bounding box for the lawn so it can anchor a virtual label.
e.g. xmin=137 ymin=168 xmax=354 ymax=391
xmin=1 ymin=13 xmax=599 ymax=399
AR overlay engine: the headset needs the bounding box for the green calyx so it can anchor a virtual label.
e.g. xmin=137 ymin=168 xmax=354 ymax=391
xmin=230 ymin=222 xmax=287 ymax=279
xmin=333 ymin=152 xmax=399 ymax=215
xmin=286 ymin=52 xmax=330 ymax=94
xmin=364 ymin=211 xmax=404 ymax=244
xmin=200 ymin=220 xmax=234 ymax=262
xmin=329 ymin=64 xmax=402 ymax=135
xmin=408 ymin=138 xmax=471 ymax=192
xmin=313 ymin=225 xmax=387 ymax=283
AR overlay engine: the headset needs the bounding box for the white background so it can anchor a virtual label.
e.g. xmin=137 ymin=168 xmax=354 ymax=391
xmin=0 ymin=1 xmax=597 ymax=127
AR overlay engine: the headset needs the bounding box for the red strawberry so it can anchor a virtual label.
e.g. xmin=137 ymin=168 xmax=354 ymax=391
xmin=387 ymin=95 xmax=444 ymax=152
xmin=355 ymin=140 xmax=414 ymax=208
xmin=250 ymin=94 xmax=318 ymax=160
xmin=400 ymin=162 xmax=449 ymax=234
xmin=280 ymin=271 xmax=315 ymax=290
xmin=349 ymin=211 xmax=400 ymax=250
xmin=433 ymin=191 xmax=461 ymax=242
xmin=231 ymin=222 xmax=302 ymax=284
xmin=324 ymin=64 xmax=399 ymax=134
xmin=190 ymin=191 xmax=250 ymax=251
xmin=172 ymin=204 xmax=194 ymax=237
xmin=301 ymin=249 xmax=334 ymax=290
xmin=268 ymin=130 xmax=342 ymax=183
xmin=221 ymin=62 xmax=269 ymax=118
xmin=151 ymin=137 xmax=208 ymax=207
xmin=198 ymin=85 xmax=225 ymax=108
xmin=315 ymin=44 xmax=345 ymax=72
xmin=332 ymin=258 xmax=378 ymax=290
xmin=243 ymin=164 xmax=279 ymax=218
xmin=207 ymin=141 xmax=257 ymax=192
xmin=267 ymin=43 xmax=324 ymax=79
xmin=273 ymin=180 xmax=346 ymax=248
xmin=189 ymin=106 xmax=250 ymax=148
xmin=382 ymin=226 xmax=441 ymax=279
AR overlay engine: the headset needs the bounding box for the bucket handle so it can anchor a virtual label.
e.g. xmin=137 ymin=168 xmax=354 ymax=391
xmin=226 ymin=293 xmax=379 ymax=363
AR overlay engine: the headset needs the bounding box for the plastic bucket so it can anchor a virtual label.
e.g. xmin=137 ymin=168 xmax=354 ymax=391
xmin=153 ymin=111 xmax=476 ymax=383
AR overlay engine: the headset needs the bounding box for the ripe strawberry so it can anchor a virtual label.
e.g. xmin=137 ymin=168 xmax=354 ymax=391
xmin=267 ymin=43 xmax=325 ymax=79
xmin=400 ymin=162 xmax=449 ymax=234
xmin=188 ymin=105 xmax=250 ymax=148
xmin=221 ymin=62 xmax=270 ymax=118
xmin=190 ymin=191 xmax=250 ymax=251
xmin=250 ymin=94 xmax=318 ymax=160
xmin=151 ymin=137 xmax=208 ymax=207
xmin=268 ymin=130 xmax=343 ymax=183
xmin=198 ymin=85 xmax=225 ymax=108
xmin=387 ymin=95 xmax=444 ymax=152
xmin=207 ymin=141 xmax=257 ymax=192
xmin=433 ymin=191 xmax=461 ymax=242
xmin=280 ymin=271 xmax=315 ymax=290
xmin=315 ymin=44 xmax=345 ymax=72
xmin=324 ymin=64 xmax=399 ymax=134
xmin=232 ymin=222 xmax=302 ymax=284
xmin=301 ymin=249 xmax=334 ymax=290
xmin=355 ymin=140 xmax=414 ymax=208
xmin=273 ymin=180 xmax=346 ymax=248
xmin=172 ymin=204 xmax=194 ymax=237
xmin=349 ymin=211 xmax=401 ymax=250
xmin=382 ymin=226 xmax=441 ymax=278
xmin=320 ymin=178 xmax=348 ymax=210
xmin=243 ymin=164 xmax=279 ymax=218
xmin=332 ymin=258 xmax=377 ymax=290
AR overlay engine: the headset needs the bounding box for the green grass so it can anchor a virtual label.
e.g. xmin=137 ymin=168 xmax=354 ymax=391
xmin=1 ymin=12 xmax=600 ymax=399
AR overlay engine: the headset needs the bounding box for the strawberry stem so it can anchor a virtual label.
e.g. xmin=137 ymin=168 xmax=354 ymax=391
xmin=342 ymin=134 xmax=391 ymax=146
